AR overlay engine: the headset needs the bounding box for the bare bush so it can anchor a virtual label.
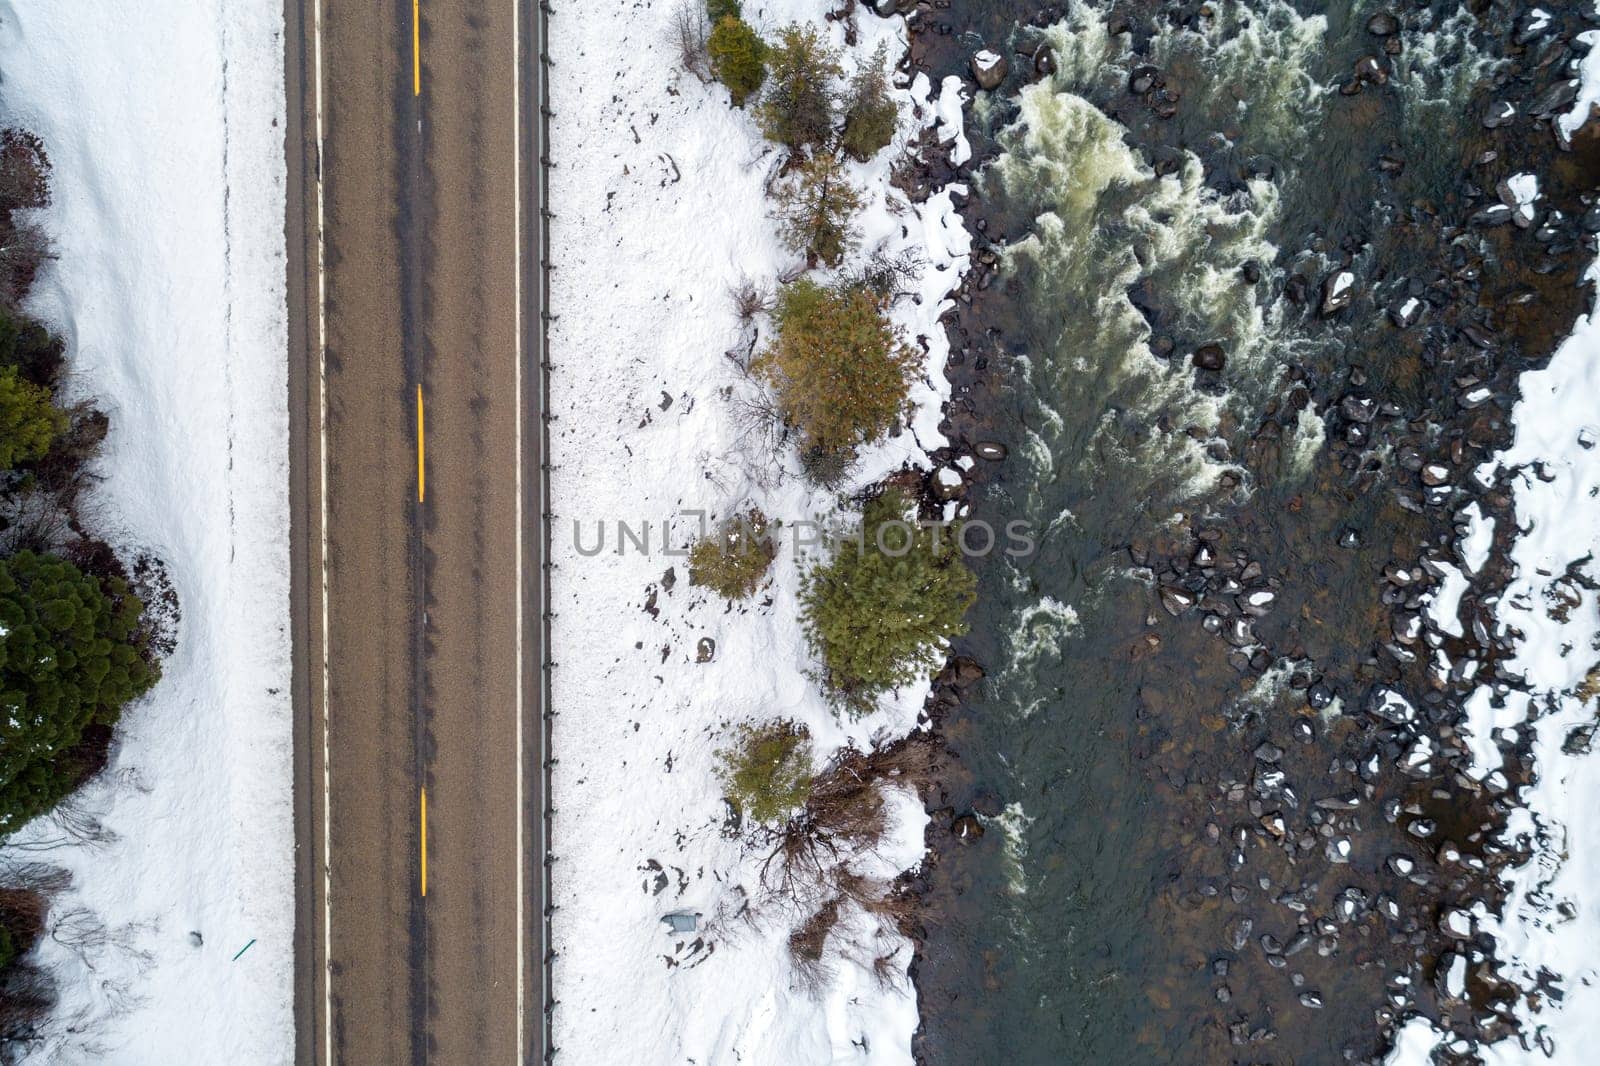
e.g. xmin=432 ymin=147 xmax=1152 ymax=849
xmin=847 ymin=245 xmax=926 ymax=302
xmin=0 ymin=129 xmax=51 ymax=212
xmin=668 ymin=0 xmax=710 ymax=82
xmin=730 ymin=274 xmax=772 ymax=323
xmin=0 ymin=220 xmax=53 ymax=308
xmin=787 ymin=895 xmax=840 ymax=994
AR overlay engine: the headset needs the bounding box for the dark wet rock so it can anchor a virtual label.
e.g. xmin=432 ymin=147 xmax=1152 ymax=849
xmin=1033 ymin=45 xmax=1056 ymax=77
xmin=952 ymin=813 xmax=985 ymax=842
xmin=1315 ymin=793 xmax=1361 ymax=811
xmin=1407 ymin=818 xmax=1437 ymax=839
xmin=1151 ymin=334 xmax=1176 ymax=359
xmin=1389 ymin=296 xmax=1425 ymax=329
xmin=1129 ymin=64 xmax=1159 ymax=95
xmin=1192 ymin=343 xmax=1227 ymax=371
xmin=1532 ymin=79 xmax=1580 ymax=119
xmin=1469 ymin=203 xmax=1514 ymax=228
xmin=971 ymin=49 xmax=1008 ymax=91
xmin=1285 ymin=274 xmax=1309 ymax=304
xmin=931 ymin=466 xmax=965 ymax=501
xmin=1254 ymin=742 xmax=1284 ymax=763
xmin=1366 ymin=12 xmax=1399 ymax=36
xmin=1387 ymin=854 xmax=1416 ymax=877
xmin=1215 ymin=984 xmax=1232 ymax=1003
xmin=1307 ymin=683 xmax=1334 ymax=710
xmin=1340 ymin=394 xmax=1377 ymax=423
xmin=948 ymin=656 xmax=986 ymax=685
xmin=1514 ymin=11 xmax=1553 ymax=46
xmin=1483 ymin=100 xmax=1517 ymax=129
xmin=1338 ymin=78 xmax=1363 ymax=97
xmin=1460 ymin=323 xmax=1497 ymax=350
xmin=696 ymin=637 xmax=716 ymax=663
xmin=1354 ymin=56 xmax=1388 ymax=86
xmin=1320 ymin=271 xmax=1356 ymax=315
xmin=1160 ymin=586 xmax=1197 ymax=616
xmin=1337 ymin=528 xmax=1362 ymax=549
xmin=974 ymin=440 xmax=1008 ymax=461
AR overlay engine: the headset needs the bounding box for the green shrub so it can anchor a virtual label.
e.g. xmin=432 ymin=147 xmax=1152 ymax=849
xmin=705 ymin=0 xmax=740 ymax=22
xmin=0 ymin=551 xmax=158 ymax=837
xmin=840 ymin=44 xmax=898 ymax=161
xmin=801 ymin=490 xmax=976 ymax=714
xmin=0 ymin=365 xmax=64 ymax=472
xmin=717 ymin=719 xmax=813 ymax=824
xmin=753 ymin=279 xmax=918 ymax=460
xmin=756 ymin=23 xmax=842 ymax=152
xmin=773 ymin=151 xmax=862 ymax=268
xmin=689 ymin=508 xmax=777 ymax=599
xmin=708 ymin=16 xmax=767 ymax=107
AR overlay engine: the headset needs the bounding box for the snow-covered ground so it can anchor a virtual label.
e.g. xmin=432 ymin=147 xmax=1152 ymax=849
xmin=0 ymin=3 xmax=291 ymax=1062
xmin=1389 ymin=43 xmax=1600 ymax=1066
xmin=549 ymin=2 xmax=969 ymax=1062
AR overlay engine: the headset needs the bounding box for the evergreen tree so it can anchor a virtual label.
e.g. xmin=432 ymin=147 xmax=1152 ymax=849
xmin=772 ymin=150 xmax=862 ymax=268
xmin=756 ymin=23 xmax=841 ymax=152
xmin=704 ymin=0 xmax=740 ymax=22
xmin=801 ymin=491 xmax=975 ymax=715
xmin=0 ymin=366 xmax=64 ymax=472
xmin=840 ymin=44 xmax=898 ymax=162
xmin=0 ymin=551 xmax=157 ymax=837
xmin=716 ymin=718 xmax=812 ymax=824
xmin=753 ymin=278 xmax=918 ymax=461
xmin=708 ymin=16 xmax=767 ymax=107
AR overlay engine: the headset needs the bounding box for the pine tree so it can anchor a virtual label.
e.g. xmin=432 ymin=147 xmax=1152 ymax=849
xmin=0 ymin=551 xmax=158 ymax=837
xmin=840 ymin=44 xmax=898 ymax=161
xmin=801 ymin=491 xmax=976 ymax=715
xmin=716 ymin=719 xmax=812 ymax=824
xmin=756 ymin=23 xmax=842 ymax=152
xmin=708 ymin=16 xmax=767 ymax=107
xmin=753 ymin=279 xmax=918 ymax=462
xmin=0 ymin=365 xmax=64 ymax=471
xmin=772 ymin=151 xmax=862 ymax=268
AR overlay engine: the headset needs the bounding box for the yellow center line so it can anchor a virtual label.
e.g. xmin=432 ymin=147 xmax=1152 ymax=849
xmin=412 ymin=0 xmax=421 ymax=96
xmin=416 ymin=384 xmax=425 ymax=502
xmin=420 ymin=787 xmax=428 ymax=897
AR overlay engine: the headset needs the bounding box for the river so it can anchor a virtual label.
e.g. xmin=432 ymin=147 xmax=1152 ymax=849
xmin=904 ymin=2 xmax=1600 ymax=1063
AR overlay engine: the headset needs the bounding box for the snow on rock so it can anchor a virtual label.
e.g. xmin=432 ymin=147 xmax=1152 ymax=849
xmin=1457 ymin=501 xmax=1494 ymax=574
xmin=549 ymin=3 xmax=969 ymax=1063
xmin=0 ymin=1 xmax=290 ymax=1062
xmin=1389 ymin=68 xmax=1600 ymax=1066
xmin=1424 ymin=561 xmax=1469 ymax=638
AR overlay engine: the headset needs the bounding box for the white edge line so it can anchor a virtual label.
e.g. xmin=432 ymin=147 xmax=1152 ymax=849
xmin=312 ymin=0 xmax=333 ymax=1063
xmin=513 ymin=0 xmax=527 ymax=1059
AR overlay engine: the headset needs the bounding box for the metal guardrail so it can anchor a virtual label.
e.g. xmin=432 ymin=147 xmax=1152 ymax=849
xmin=535 ymin=1 xmax=558 ymax=1061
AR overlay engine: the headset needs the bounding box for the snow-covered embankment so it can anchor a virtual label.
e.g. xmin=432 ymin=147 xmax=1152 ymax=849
xmin=0 ymin=3 xmax=291 ymax=1061
xmin=548 ymin=2 xmax=971 ymax=1062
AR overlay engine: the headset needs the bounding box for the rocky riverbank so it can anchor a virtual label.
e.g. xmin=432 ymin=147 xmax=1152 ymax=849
xmin=892 ymin=2 xmax=1600 ymax=1062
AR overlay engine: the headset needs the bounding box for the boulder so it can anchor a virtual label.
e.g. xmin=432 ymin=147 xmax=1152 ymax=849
xmin=971 ymin=49 xmax=1007 ymax=91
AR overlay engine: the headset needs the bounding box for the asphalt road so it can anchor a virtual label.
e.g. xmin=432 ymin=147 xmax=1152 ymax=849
xmin=285 ymin=1 xmax=547 ymax=1062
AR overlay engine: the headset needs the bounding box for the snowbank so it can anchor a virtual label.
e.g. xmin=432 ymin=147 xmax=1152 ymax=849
xmin=0 ymin=2 xmax=291 ymax=1061
xmin=548 ymin=2 xmax=968 ymax=1062
xmin=1389 ymin=52 xmax=1600 ymax=1066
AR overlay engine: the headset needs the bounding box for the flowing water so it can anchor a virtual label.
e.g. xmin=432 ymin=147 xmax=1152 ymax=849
xmin=906 ymin=2 xmax=1600 ymax=1063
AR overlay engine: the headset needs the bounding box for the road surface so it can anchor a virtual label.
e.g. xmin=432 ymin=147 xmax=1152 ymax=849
xmin=285 ymin=0 xmax=547 ymax=1062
